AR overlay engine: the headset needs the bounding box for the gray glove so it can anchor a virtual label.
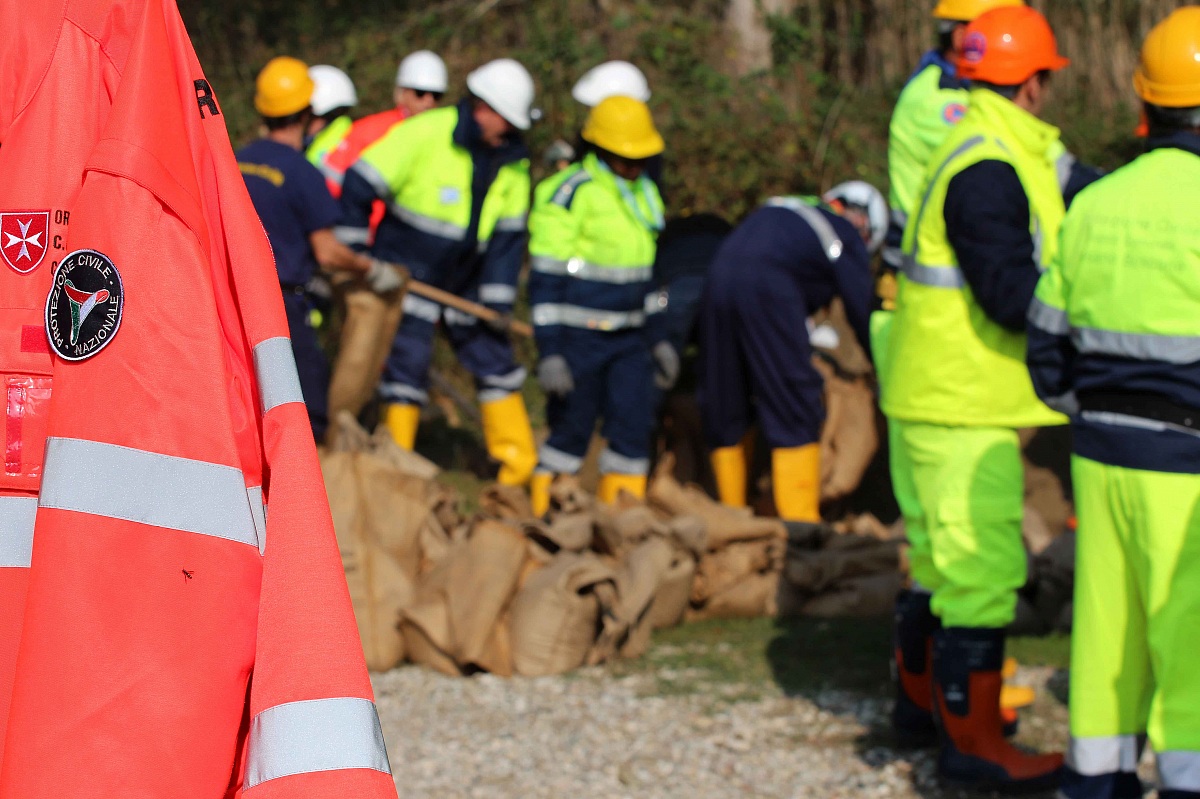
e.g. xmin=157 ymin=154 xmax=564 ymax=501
xmin=652 ymin=341 xmax=680 ymax=390
xmin=537 ymin=355 xmax=574 ymax=398
xmin=365 ymin=259 xmax=407 ymax=294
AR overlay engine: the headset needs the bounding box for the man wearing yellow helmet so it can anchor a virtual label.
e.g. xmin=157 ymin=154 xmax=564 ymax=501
xmin=527 ymin=96 xmax=666 ymax=513
xmin=1027 ymin=8 xmax=1200 ymax=799
xmin=237 ymin=56 xmax=404 ymax=439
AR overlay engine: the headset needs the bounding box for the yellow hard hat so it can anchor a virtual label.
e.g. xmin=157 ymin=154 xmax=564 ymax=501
xmin=254 ymin=56 xmax=314 ymax=117
xmin=932 ymin=0 xmax=1023 ymax=22
xmin=581 ymin=96 xmax=664 ymax=160
xmin=1134 ymin=6 xmax=1200 ymax=108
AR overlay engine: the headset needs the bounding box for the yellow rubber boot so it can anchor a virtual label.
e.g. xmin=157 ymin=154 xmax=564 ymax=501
xmin=771 ymin=444 xmax=821 ymax=522
xmin=384 ymin=402 xmax=420 ymax=450
xmin=710 ymin=445 xmax=748 ymax=508
xmin=597 ymin=473 xmax=647 ymax=504
xmin=480 ymin=393 xmax=537 ymax=486
xmin=530 ymin=472 xmax=553 ymax=517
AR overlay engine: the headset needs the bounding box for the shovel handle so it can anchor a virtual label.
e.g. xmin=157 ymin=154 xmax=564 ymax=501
xmin=406 ymin=280 xmax=534 ymax=338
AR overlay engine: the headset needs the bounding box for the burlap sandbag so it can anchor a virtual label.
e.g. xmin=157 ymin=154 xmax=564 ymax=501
xmin=813 ymin=357 xmax=879 ymax=502
xmin=479 ymin=484 xmax=534 ymax=522
xmin=785 ymin=539 xmax=902 ymax=594
xmin=594 ymin=504 xmax=666 ymax=557
xmin=526 ymin=513 xmax=594 ymax=556
xmin=321 ymin=450 xmax=409 ymax=671
xmin=644 ymin=553 xmax=696 ymax=631
xmin=401 ymin=520 xmax=528 ymax=674
xmin=691 ymin=538 xmax=784 ymax=605
xmin=611 ymin=538 xmax=676 ymax=659
xmin=325 ymin=285 xmax=405 ymax=441
xmin=354 ymin=451 xmax=436 ymax=576
xmin=687 ymin=571 xmax=781 ymax=621
xmin=800 ymin=571 xmax=905 ymax=618
xmin=510 ymin=553 xmax=617 ymax=677
xmin=648 ymin=466 xmax=785 ymax=550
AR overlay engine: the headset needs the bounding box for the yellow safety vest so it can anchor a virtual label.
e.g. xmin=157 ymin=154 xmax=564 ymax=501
xmin=882 ymin=89 xmax=1067 ymax=428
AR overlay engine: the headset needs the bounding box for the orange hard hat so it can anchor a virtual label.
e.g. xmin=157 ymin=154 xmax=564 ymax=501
xmin=957 ymin=6 xmax=1070 ymax=85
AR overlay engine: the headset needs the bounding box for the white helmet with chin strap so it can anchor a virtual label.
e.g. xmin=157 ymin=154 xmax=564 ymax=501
xmin=466 ymin=58 xmax=536 ymax=130
xmin=308 ymin=65 xmax=357 ymax=116
xmin=571 ymin=60 xmax=651 ymax=106
xmin=396 ymin=50 xmax=448 ymax=93
xmin=823 ymin=180 xmax=889 ymax=255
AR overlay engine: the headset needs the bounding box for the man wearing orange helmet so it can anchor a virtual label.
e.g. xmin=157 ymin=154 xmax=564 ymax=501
xmin=881 ymin=6 xmax=1072 ymax=791
xmin=1027 ymin=8 xmax=1200 ymax=799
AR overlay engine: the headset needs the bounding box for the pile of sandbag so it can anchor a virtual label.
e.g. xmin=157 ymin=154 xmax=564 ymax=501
xmin=319 ymin=419 xmax=915 ymax=678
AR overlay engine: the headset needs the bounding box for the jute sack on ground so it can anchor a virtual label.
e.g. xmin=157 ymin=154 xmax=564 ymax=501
xmin=525 ymin=513 xmax=594 ymax=556
xmin=687 ymin=571 xmax=781 ymax=621
xmin=594 ymin=504 xmax=667 ymax=557
xmin=691 ymin=537 xmax=785 ymax=605
xmin=401 ymin=520 xmax=529 ymax=676
xmin=510 ymin=552 xmax=619 ymax=677
xmin=784 ymin=538 xmax=902 ymax=594
xmin=609 ymin=538 xmax=677 ymax=659
xmin=648 ymin=463 xmax=785 ymax=550
xmin=320 ymin=450 xmax=410 ymax=671
xmin=326 ymin=285 xmax=405 ymax=440
xmin=798 ymin=571 xmax=905 ymax=618
xmin=479 ymin=484 xmax=534 ymax=522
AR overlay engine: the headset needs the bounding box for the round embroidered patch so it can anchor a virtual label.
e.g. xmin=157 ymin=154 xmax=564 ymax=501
xmin=942 ymin=102 xmax=967 ymax=125
xmin=45 ymin=249 xmax=124 ymax=361
xmin=963 ymin=31 xmax=987 ymax=63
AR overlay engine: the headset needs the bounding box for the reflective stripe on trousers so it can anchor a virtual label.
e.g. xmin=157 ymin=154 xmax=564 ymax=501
xmin=1066 ymin=734 xmax=1143 ymax=776
xmin=38 ymin=438 xmax=266 ymax=550
xmin=531 ymin=303 xmax=644 ymax=331
xmin=0 ymin=495 xmax=37 ymax=568
xmin=245 ymin=697 xmax=392 ymax=789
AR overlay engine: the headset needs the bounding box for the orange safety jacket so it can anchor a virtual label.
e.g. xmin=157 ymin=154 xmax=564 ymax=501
xmin=324 ymin=108 xmax=409 ymax=238
xmin=0 ymin=0 xmax=117 ymax=759
xmin=0 ymin=2 xmax=397 ymax=797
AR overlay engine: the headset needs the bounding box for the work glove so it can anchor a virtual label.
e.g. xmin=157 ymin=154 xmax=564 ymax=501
xmin=485 ymin=312 xmax=513 ymax=335
xmin=365 ymin=259 xmax=407 ymax=295
xmin=537 ymin=355 xmax=574 ymax=398
xmin=652 ymin=341 xmax=680 ymax=390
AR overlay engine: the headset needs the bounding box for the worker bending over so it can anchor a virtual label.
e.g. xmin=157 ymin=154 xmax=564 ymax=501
xmin=528 ymin=97 xmax=666 ymax=513
xmin=338 ymin=58 xmax=537 ymax=485
xmin=882 ymin=7 xmax=1070 ymax=790
xmin=698 ymin=182 xmax=884 ymax=521
xmin=238 ymin=57 xmax=403 ymax=440
xmin=1028 ymin=9 xmax=1200 ymax=798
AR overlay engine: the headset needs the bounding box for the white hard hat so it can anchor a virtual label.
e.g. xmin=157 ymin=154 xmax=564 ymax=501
xmin=307 ymin=65 xmax=357 ymax=116
xmin=466 ymin=58 xmax=536 ymax=130
xmin=824 ymin=180 xmax=889 ymax=255
xmin=396 ymin=50 xmax=448 ymax=93
xmin=571 ymin=60 xmax=651 ymax=106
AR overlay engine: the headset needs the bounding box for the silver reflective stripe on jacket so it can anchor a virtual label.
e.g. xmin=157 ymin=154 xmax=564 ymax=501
xmin=493 ymin=215 xmax=527 ymax=233
xmin=531 ymin=255 xmax=652 ymax=284
xmin=254 ymin=337 xmax=305 ymax=414
xmin=392 ymin=204 xmax=468 ymax=241
xmin=0 ymin=495 xmax=37 ymax=568
xmin=1066 ymin=734 xmax=1143 ymax=776
xmin=1027 ymin=298 xmax=1070 ymax=335
xmin=39 ymin=438 xmax=264 ymax=549
xmin=905 ymin=135 xmax=987 ymax=266
xmin=1160 ymin=751 xmax=1200 ymax=791
xmin=333 ymin=225 xmax=370 ymax=246
xmin=764 ymin=197 xmax=843 ymax=261
xmin=1081 ymin=410 xmax=1200 ymax=439
xmin=531 ymin=303 xmax=644 ymax=331
xmin=1072 ymin=327 xmax=1200 ymax=365
xmin=244 ymin=697 xmax=391 ymax=789
xmin=899 ymin=256 xmax=966 ymax=289
xmin=348 ymin=160 xmax=390 ymax=200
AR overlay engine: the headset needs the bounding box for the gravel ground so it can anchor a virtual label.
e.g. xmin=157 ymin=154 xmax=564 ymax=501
xmin=373 ymin=662 xmax=1094 ymax=799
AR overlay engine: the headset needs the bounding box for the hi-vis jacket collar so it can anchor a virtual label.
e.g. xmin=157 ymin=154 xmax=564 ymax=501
xmin=451 ymin=97 xmax=530 ymax=168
